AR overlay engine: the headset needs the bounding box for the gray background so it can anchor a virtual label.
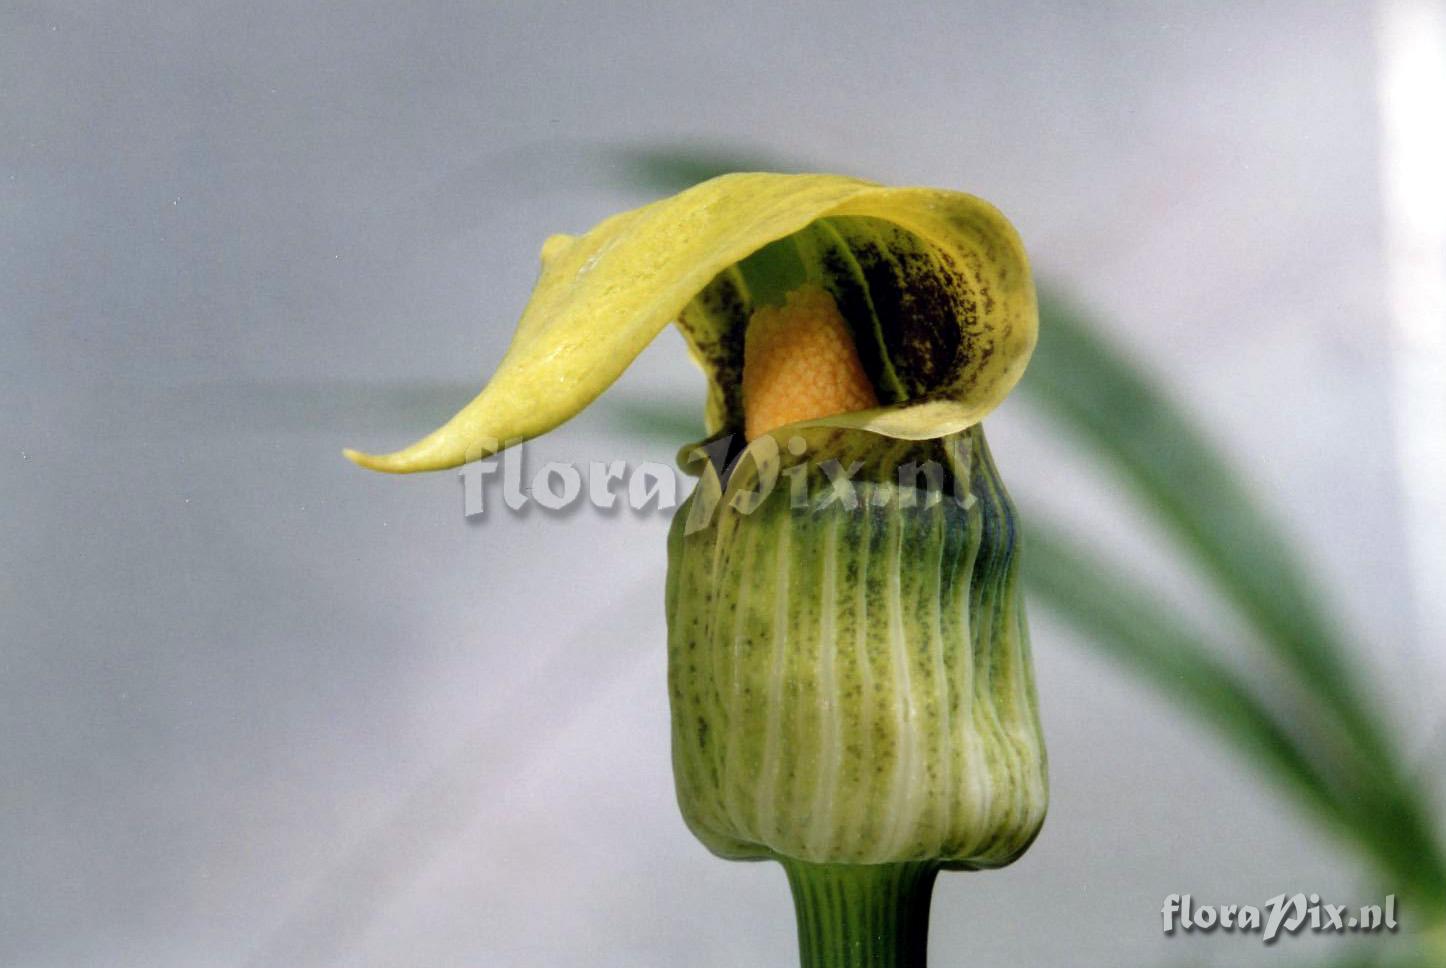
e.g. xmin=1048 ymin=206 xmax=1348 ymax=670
xmin=3 ymin=2 xmax=1443 ymax=966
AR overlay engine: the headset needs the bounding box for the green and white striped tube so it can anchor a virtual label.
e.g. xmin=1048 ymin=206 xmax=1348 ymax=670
xmin=667 ymin=424 xmax=1047 ymax=869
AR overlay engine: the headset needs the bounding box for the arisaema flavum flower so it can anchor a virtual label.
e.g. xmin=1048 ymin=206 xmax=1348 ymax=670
xmin=348 ymin=173 xmax=1046 ymax=968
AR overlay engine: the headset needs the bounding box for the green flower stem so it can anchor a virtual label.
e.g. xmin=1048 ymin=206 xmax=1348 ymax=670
xmin=781 ymin=860 xmax=941 ymax=968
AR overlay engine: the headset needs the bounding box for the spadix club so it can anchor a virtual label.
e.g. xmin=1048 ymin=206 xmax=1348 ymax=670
xmin=457 ymin=431 xmax=980 ymax=525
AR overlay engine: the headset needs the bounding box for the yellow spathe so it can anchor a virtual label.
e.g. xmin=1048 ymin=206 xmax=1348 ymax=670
xmin=345 ymin=172 xmax=1037 ymax=473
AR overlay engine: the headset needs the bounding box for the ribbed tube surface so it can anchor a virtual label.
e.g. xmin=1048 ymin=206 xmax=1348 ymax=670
xmin=666 ymin=424 xmax=1047 ymax=867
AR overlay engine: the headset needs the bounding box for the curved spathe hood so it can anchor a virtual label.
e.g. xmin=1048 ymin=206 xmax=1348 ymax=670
xmin=346 ymin=172 xmax=1037 ymax=473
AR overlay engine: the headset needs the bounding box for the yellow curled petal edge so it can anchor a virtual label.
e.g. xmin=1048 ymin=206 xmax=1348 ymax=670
xmin=345 ymin=172 xmax=1037 ymax=473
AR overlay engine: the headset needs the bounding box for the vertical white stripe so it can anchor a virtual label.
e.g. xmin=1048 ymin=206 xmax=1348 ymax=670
xmin=756 ymin=519 xmax=792 ymax=845
xmin=882 ymin=505 xmax=917 ymax=860
xmin=1377 ymin=0 xmax=1446 ymax=710
xmin=850 ymin=510 xmax=877 ymax=856
xmin=724 ymin=519 xmax=759 ymax=836
xmin=806 ymin=514 xmax=842 ymax=858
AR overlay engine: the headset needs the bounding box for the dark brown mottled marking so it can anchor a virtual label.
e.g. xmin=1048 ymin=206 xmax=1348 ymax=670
xmin=824 ymin=217 xmax=976 ymax=400
xmin=682 ymin=268 xmax=750 ymax=434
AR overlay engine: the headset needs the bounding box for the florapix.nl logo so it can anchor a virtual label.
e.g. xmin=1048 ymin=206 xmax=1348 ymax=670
xmin=457 ymin=432 xmax=979 ymax=532
xmin=1162 ymin=893 xmax=1398 ymax=944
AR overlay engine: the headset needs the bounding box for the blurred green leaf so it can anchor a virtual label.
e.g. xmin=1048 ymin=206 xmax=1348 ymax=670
xmin=1022 ymin=292 xmax=1384 ymax=759
xmin=1024 ymin=523 xmax=1443 ymax=909
xmin=596 ymin=390 xmax=705 ymax=444
xmin=603 ymin=143 xmax=812 ymax=196
xmin=1024 ymin=523 xmax=1344 ymax=829
xmin=1022 ymin=293 xmax=1446 ymax=908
